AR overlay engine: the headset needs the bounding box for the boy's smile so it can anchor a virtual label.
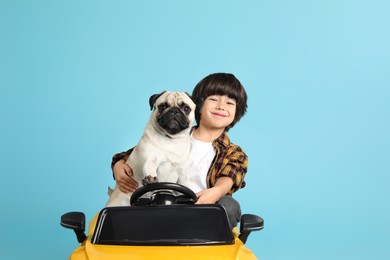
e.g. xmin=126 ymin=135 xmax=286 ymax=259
xmin=211 ymin=112 xmax=228 ymax=117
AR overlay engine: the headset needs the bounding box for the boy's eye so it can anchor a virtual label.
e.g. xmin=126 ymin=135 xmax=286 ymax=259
xmin=227 ymin=98 xmax=236 ymax=105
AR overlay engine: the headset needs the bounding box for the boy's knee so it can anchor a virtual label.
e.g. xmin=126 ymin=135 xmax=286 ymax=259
xmin=217 ymin=196 xmax=241 ymax=229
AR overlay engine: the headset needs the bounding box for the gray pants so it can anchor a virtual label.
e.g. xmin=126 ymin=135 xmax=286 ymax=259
xmin=217 ymin=196 xmax=241 ymax=229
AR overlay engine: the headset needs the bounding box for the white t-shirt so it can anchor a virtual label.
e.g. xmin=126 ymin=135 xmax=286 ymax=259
xmin=188 ymin=135 xmax=216 ymax=193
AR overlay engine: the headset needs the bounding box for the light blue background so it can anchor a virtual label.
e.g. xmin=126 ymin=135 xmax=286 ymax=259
xmin=1 ymin=1 xmax=389 ymax=259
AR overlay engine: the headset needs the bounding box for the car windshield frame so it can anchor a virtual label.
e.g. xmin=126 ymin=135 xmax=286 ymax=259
xmin=91 ymin=204 xmax=235 ymax=246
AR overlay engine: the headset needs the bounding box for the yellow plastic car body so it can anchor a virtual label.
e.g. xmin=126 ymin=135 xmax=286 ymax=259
xmin=61 ymin=183 xmax=263 ymax=260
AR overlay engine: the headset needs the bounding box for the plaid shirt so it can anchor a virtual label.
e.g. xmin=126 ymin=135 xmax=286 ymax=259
xmin=111 ymin=131 xmax=248 ymax=195
xmin=207 ymin=131 xmax=247 ymax=194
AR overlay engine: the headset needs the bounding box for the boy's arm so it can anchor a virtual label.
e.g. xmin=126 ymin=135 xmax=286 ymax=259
xmin=111 ymin=148 xmax=138 ymax=193
xmin=111 ymin=148 xmax=134 ymax=170
xmin=196 ymin=177 xmax=233 ymax=204
xmin=216 ymin=147 xmax=248 ymax=194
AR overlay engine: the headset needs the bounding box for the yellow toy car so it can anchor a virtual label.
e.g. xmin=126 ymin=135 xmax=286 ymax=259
xmin=61 ymin=183 xmax=264 ymax=260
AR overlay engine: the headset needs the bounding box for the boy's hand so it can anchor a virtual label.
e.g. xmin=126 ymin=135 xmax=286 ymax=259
xmin=113 ymin=159 xmax=138 ymax=193
xmin=196 ymin=187 xmax=223 ymax=204
xmin=196 ymin=177 xmax=234 ymax=204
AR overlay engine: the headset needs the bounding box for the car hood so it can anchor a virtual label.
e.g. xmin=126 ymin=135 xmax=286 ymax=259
xmin=70 ymin=239 xmax=257 ymax=260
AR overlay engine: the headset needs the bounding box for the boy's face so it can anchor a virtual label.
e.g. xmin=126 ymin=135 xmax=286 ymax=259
xmin=199 ymin=95 xmax=236 ymax=130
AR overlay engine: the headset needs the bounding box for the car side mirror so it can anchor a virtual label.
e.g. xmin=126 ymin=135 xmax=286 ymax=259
xmin=239 ymin=214 xmax=264 ymax=244
xmin=60 ymin=212 xmax=87 ymax=243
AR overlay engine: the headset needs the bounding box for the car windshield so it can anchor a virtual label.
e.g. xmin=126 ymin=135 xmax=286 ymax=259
xmin=92 ymin=205 xmax=234 ymax=246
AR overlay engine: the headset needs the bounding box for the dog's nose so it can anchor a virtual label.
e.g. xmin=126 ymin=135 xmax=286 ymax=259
xmin=170 ymin=108 xmax=179 ymax=114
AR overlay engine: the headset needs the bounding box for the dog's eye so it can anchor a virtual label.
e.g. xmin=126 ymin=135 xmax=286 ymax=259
xmin=158 ymin=103 xmax=168 ymax=112
xmin=183 ymin=105 xmax=191 ymax=113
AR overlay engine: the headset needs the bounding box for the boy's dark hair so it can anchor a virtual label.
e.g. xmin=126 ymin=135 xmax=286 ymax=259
xmin=192 ymin=73 xmax=248 ymax=130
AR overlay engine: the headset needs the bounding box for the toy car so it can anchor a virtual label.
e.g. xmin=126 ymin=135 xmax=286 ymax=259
xmin=61 ymin=182 xmax=264 ymax=259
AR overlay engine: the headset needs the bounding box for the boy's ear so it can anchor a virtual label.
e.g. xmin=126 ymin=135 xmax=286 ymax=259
xmin=149 ymin=91 xmax=166 ymax=110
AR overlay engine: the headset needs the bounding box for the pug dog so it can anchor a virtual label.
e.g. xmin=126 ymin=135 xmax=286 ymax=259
xmin=106 ymin=91 xmax=196 ymax=207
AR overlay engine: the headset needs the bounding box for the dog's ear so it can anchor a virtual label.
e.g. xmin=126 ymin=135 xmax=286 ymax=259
xmin=185 ymin=92 xmax=197 ymax=106
xmin=149 ymin=91 xmax=166 ymax=110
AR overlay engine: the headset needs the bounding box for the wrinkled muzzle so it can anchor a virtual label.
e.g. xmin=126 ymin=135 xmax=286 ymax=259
xmin=157 ymin=107 xmax=190 ymax=135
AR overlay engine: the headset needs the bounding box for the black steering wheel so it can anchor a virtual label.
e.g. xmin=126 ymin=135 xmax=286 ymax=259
xmin=130 ymin=182 xmax=197 ymax=206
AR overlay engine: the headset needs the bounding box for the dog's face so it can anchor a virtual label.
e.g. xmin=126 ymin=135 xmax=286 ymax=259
xmin=149 ymin=91 xmax=196 ymax=136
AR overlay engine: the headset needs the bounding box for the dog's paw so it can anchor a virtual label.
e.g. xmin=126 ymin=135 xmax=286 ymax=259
xmin=142 ymin=175 xmax=158 ymax=185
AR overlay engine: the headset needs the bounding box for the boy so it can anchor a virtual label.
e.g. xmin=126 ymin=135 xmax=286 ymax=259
xmin=111 ymin=73 xmax=248 ymax=228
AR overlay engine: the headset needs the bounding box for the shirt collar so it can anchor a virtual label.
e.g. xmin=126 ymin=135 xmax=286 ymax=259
xmin=214 ymin=130 xmax=230 ymax=148
xmin=191 ymin=127 xmax=230 ymax=148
